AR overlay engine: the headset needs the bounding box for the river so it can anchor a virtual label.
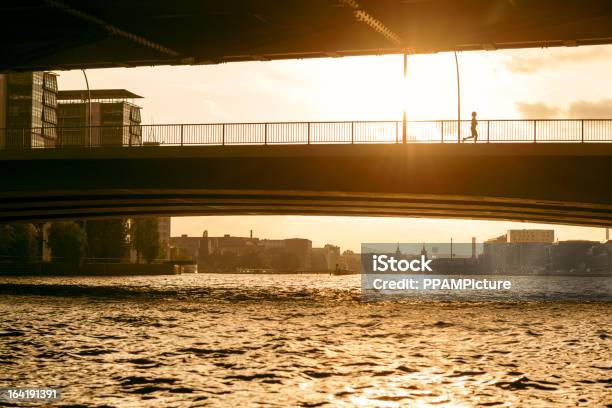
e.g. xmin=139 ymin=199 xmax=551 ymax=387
xmin=0 ymin=274 xmax=611 ymax=407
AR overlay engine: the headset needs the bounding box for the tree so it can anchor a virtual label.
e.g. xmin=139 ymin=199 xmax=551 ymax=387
xmin=0 ymin=224 xmax=14 ymax=259
xmin=132 ymin=218 xmax=160 ymax=263
xmin=86 ymin=219 xmax=128 ymax=262
xmin=47 ymin=222 xmax=87 ymax=265
xmin=0 ymin=223 xmax=39 ymax=262
xmin=12 ymin=224 xmax=39 ymax=261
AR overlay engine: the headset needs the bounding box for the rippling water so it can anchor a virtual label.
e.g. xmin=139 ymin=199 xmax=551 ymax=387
xmin=1 ymin=274 xmax=611 ymax=407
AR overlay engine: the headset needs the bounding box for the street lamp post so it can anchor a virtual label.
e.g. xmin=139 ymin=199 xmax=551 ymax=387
xmin=81 ymin=69 xmax=91 ymax=147
xmin=454 ymin=51 xmax=461 ymax=143
xmin=402 ymin=52 xmax=407 ymax=144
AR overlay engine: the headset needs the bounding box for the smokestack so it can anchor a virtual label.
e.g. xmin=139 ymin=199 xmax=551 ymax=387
xmin=250 ymin=229 xmax=253 ymax=239
xmin=471 ymin=237 xmax=476 ymax=259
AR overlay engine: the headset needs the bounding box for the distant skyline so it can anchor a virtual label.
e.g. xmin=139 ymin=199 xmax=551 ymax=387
xmin=56 ymin=45 xmax=612 ymax=251
xmin=167 ymin=216 xmax=607 ymax=253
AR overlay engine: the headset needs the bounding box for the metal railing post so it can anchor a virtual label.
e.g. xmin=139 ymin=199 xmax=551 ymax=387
xmin=351 ymin=122 xmax=354 ymax=144
xmin=441 ymin=120 xmax=444 ymax=143
xmin=222 ymin=124 xmax=225 ymax=145
xmin=180 ymin=124 xmax=184 ymax=146
xmin=487 ymin=120 xmax=490 ymax=143
xmin=308 ymin=122 xmax=311 ymax=144
xmin=581 ymin=119 xmax=584 ymax=143
xmin=533 ymin=120 xmax=537 ymax=143
xmin=264 ymin=123 xmax=268 ymax=145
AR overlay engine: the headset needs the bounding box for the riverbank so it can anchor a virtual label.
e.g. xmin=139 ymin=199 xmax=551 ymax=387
xmin=0 ymin=262 xmax=177 ymax=276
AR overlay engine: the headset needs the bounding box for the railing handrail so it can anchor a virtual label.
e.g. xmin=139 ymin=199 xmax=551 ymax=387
xmin=3 ymin=118 xmax=612 ymax=131
xmin=2 ymin=119 xmax=612 ymax=148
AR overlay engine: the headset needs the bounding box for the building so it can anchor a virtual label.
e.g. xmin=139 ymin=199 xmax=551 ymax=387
xmin=169 ymin=234 xmax=201 ymax=262
xmin=341 ymin=250 xmax=361 ymax=272
xmin=546 ymin=240 xmax=605 ymax=274
xmin=311 ymin=244 xmax=341 ymax=271
xmin=282 ymin=238 xmax=312 ymax=271
xmin=158 ymin=217 xmax=171 ymax=260
xmin=198 ymin=231 xmax=260 ymax=272
xmin=196 ymin=230 xmax=315 ymax=273
xmin=206 ymin=233 xmax=259 ymax=257
xmin=481 ymin=229 xmax=554 ymax=274
xmin=0 ymin=72 xmax=58 ymax=148
xmin=507 ymin=229 xmax=554 ymax=243
xmin=56 ymin=89 xmax=142 ymax=147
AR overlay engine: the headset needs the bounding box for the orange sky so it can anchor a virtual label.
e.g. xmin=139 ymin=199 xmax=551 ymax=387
xmin=57 ymin=45 xmax=612 ymax=251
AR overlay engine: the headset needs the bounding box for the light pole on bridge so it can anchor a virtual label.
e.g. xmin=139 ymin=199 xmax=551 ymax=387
xmin=81 ymin=69 xmax=91 ymax=147
xmin=402 ymin=52 xmax=407 ymax=144
xmin=454 ymin=51 xmax=461 ymax=143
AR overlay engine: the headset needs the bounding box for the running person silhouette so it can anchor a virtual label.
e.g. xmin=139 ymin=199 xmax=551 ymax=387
xmin=463 ymin=111 xmax=478 ymax=143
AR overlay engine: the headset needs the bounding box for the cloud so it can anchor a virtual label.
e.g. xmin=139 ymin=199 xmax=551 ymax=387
xmin=567 ymin=99 xmax=612 ymax=119
xmin=504 ymin=45 xmax=612 ymax=73
xmin=516 ymin=99 xmax=612 ymax=119
xmin=516 ymin=102 xmax=561 ymax=119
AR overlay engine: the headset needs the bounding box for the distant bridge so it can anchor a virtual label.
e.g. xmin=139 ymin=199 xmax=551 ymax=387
xmin=1 ymin=125 xmax=612 ymax=226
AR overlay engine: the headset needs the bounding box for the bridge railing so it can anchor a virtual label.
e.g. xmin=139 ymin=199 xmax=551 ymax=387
xmin=1 ymin=119 xmax=611 ymax=148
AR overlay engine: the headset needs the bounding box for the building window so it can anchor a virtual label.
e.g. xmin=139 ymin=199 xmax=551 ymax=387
xmin=43 ymin=92 xmax=57 ymax=108
xmin=43 ymin=107 xmax=57 ymax=124
xmin=43 ymin=73 xmax=58 ymax=92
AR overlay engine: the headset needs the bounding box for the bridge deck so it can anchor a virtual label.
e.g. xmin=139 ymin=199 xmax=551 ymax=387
xmin=4 ymin=1 xmax=612 ymax=71
xmin=1 ymin=143 xmax=611 ymax=226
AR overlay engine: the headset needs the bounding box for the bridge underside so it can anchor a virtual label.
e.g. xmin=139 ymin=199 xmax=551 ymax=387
xmin=1 ymin=144 xmax=611 ymax=226
xmin=3 ymin=0 xmax=612 ymax=71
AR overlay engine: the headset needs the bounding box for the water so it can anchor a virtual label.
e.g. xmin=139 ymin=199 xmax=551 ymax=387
xmin=0 ymin=274 xmax=610 ymax=407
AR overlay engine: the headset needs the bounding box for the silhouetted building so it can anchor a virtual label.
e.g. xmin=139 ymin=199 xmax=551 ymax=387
xmin=283 ymin=238 xmax=312 ymax=270
xmin=170 ymin=234 xmax=201 ymax=262
xmin=546 ymin=240 xmax=609 ymax=275
xmin=158 ymin=217 xmax=171 ymax=259
xmin=507 ymin=229 xmax=554 ymax=243
xmin=209 ymin=234 xmax=259 ymax=256
xmin=197 ymin=231 xmax=260 ymax=272
xmin=57 ymin=89 xmax=142 ymax=147
xmin=195 ymin=230 xmax=316 ymax=273
xmin=341 ymin=250 xmax=361 ymax=272
xmin=482 ymin=229 xmax=553 ymax=274
xmin=0 ymin=72 xmax=58 ymax=148
xmin=311 ymin=244 xmax=341 ymax=271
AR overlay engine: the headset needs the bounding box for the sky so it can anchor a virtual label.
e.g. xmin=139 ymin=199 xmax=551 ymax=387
xmin=56 ymin=45 xmax=612 ymax=251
